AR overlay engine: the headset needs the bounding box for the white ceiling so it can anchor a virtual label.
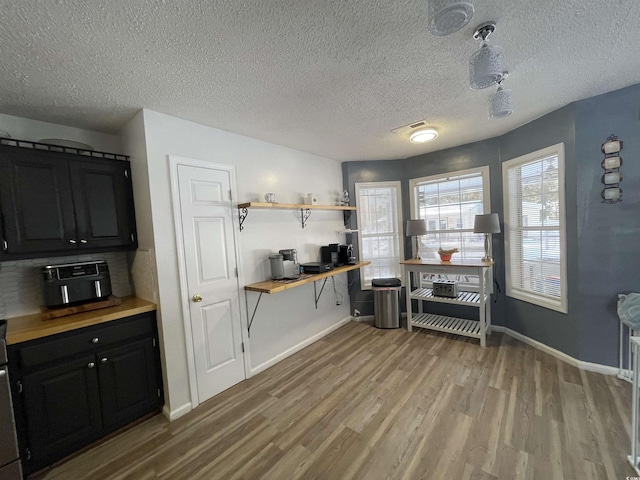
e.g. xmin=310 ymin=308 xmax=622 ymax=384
xmin=1 ymin=0 xmax=639 ymax=162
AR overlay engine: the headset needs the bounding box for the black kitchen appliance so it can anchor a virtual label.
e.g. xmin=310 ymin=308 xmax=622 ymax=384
xmin=0 ymin=320 xmax=23 ymax=479
xmin=41 ymin=261 xmax=112 ymax=308
xmin=339 ymin=244 xmax=357 ymax=265
xmin=300 ymin=262 xmax=334 ymax=274
xmin=321 ymin=243 xmax=343 ymax=267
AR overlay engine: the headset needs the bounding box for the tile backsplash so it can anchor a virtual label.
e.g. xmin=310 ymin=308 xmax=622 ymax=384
xmin=0 ymin=252 xmax=132 ymax=319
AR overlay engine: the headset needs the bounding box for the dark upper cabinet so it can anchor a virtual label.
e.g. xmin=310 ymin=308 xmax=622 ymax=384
xmin=69 ymin=158 xmax=136 ymax=249
xmin=0 ymin=148 xmax=77 ymax=254
xmin=0 ymin=143 xmax=137 ymax=259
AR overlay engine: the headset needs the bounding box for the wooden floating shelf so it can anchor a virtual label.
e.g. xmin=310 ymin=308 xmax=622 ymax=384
xmin=237 ymin=202 xmax=357 ymax=230
xmin=245 ymin=261 xmax=370 ymax=294
xmin=238 ymin=202 xmax=356 ymax=211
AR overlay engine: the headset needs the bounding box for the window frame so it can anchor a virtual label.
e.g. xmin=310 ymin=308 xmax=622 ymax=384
xmin=502 ymin=143 xmax=568 ymax=313
xmin=409 ymin=166 xmax=491 ymax=292
xmin=355 ymin=181 xmax=404 ymax=290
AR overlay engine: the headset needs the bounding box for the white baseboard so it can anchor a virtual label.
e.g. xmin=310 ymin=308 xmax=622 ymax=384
xmin=162 ymin=402 xmax=192 ymax=421
xmin=492 ymin=325 xmax=618 ymax=375
xmin=249 ymin=316 xmax=352 ymax=376
xmin=351 ymin=313 xmax=407 ymax=324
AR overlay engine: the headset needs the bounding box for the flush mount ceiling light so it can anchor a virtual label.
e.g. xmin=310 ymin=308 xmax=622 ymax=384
xmin=428 ymin=0 xmax=474 ymax=36
xmin=410 ymin=128 xmax=439 ymax=143
xmin=489 ymin=80 xmax=513 ymax=118
xmin=469 ymin=22 xmax=504 ymax=90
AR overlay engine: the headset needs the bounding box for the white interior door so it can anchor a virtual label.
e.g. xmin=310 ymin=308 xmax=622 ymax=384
xmin=175 ymin=162 xmax=245 ymax=404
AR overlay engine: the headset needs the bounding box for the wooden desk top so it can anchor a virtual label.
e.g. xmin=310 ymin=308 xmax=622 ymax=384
xmin=6 ymin=296 xmax=157 ymax=345
xmin=400 ymin=258 xmax=494 ymax=268
xmin=245 ymin=261 xmax=370 ymax=294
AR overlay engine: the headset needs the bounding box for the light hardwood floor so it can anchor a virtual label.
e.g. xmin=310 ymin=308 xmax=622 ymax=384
xmin=36 ymin=322 xmax=635 ymax=480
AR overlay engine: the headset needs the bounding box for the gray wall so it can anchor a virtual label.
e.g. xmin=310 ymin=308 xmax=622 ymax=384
xmin=343 ymin=83 xmax=640 ymax=366
xmin=342 ymin=160 xmax=405 ymax=316
xmin=575 ymin=85 xmax=640 ymax=365
xmin=499 ymin=105 xmax=579 ymax=359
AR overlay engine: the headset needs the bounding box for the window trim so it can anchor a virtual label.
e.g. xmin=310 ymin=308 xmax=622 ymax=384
xmin=409 ymin=166 xmax=492 ymax=292
xmin=355 ymin=181 xmax=404 ymax=290
xmin=502 ymin=143 xmax=568 ymax=313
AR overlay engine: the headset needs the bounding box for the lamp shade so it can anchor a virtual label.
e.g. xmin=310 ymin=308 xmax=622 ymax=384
xmin=473 ymin=213 xmax=500 ymax=233
xmin=469 ymin=43 xmax=503 ymax=90
xmin=406 ymin=219 xmax=427 ymax=236
xmin=489 ymin=86 xmax=513 ymax=118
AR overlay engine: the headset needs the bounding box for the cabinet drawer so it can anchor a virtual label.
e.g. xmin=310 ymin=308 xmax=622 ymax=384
xmin=18 ymin=314 xmax=154 ymax=369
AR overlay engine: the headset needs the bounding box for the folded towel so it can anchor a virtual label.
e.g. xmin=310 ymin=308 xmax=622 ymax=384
xmin=618 ymin=293 xmax=640 ymax=329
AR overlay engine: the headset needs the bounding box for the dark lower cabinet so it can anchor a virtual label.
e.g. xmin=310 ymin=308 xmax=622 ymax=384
xmin=8 ymin=313 xmax=163 ymax=475
xmin=21 ymin=355 xmax=103 ymax=468
xmin=97 ymin=338 xmax=159 ymax=430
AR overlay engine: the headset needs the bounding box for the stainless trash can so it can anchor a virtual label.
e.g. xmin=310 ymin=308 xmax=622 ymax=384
xmin=372 ymin=278 xmax=401 ymax=329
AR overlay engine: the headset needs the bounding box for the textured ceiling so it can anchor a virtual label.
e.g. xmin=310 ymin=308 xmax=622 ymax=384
xmin=0 ymin=0 xmax=639 ymax=161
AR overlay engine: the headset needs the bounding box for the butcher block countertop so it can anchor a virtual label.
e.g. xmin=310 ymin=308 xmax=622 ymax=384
xmin=5 ymin=296 xmax=157 ymax=345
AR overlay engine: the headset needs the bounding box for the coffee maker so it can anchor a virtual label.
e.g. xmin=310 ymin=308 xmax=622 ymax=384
xmin=321 ymin=243 xmax=342 ymax=267
xmin=269 ymin=249 xmax=300 ymax=280
xmin=339 ymin=244 xmax=357 ymax=265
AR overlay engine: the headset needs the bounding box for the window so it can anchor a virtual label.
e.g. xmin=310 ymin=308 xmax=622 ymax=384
xmin=355 ymin=182 xmax=403 ymax=289
xmin=502 ymin=143 xmax=567 ymax=313
xmin=409 ymin=166 xmax=490 ymax=290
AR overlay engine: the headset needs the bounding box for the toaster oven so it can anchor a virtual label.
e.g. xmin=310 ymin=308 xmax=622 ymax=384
xmin=41 ymin=261 xmax=112 ymax=308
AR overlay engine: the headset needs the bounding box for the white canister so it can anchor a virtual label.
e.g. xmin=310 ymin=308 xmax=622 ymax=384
xmin=305 ymin=193 xmax=318 ymax=205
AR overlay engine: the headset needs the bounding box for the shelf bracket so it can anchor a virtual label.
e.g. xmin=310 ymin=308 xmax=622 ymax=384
xmin=246 ymin=292 xmax=263 ymax=337
xmin=313 ymin=278 xmax=329 ymax=309
xmin=238 ymin=206 xmax=249 ymax=231
xmin=300 ymin=208 xmax=312 ymax=228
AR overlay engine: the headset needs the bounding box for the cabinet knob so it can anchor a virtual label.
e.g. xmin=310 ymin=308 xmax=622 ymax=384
xmin=87 ymin=362 xmax=95 ymax=369
xmin=91 ymin=337 xmax=99 ymax=344
xmin=0 ymin=368 xmax=6 ymax=377
xmin=100 ymin=357 xmax=108 ymax=363
xmin=192 ymin=294 xmax=203 ymax=303
xmin=69 ymin=239 xmax=77 ymax=244
xmin=80 ymin=239 xmax=87 ymax=244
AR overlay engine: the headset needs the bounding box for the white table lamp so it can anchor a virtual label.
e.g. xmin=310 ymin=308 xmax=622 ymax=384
xmin=473 ymin=213 xmax=500 ymax=262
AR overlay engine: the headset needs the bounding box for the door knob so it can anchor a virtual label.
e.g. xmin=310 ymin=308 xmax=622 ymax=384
xmin=192 ymin=294 xmax=203 ymax=302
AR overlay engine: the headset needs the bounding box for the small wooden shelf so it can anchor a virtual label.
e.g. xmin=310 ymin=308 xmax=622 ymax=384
xmin=245 ymin=261 xmax=370 ymax=294
xmin=244 ymin=261 xmax=370 ymax=336
xmin=411 ymin=313 xmax=481 ymax=339
xmin=410 ymin=288 xmax=488 ymax=307
xmin=238 ymin=202 xmax=356 ymax=211
xmin=237 ymin=202 xmax=356 ymax=230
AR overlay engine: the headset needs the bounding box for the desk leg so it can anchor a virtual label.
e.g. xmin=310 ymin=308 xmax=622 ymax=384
xmin=631 ymin=343 xmax=640 ymax=472
xmin=405 ymin=267 xmax=412 ymax=332
xmin=479 ymin=269 xmax=486 ymax=347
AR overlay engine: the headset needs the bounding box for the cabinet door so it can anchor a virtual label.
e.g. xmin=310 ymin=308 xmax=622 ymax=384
xmin=69 ymin=158 xmax=137 ymax=249
xmin=21 ymin=355 xmax=102 ymax=470
xmin=0 ymin=147 xmax=77 ymax=253
xmin=97 ymin=337 xmax=160 ymax=429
